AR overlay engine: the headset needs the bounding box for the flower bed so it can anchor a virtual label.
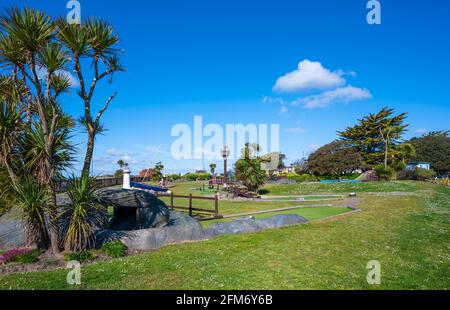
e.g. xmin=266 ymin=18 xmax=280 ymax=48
xmin=0 ymin=248 xmax=36 ymax=265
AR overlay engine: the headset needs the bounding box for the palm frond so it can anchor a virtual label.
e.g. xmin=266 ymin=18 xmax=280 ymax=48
xmin=0 ymin=7 xmax=55 ymax=54
xmin=38 ymin=42 xmax=69 ymax=74
xmin=62 ymin=175 xmax=107 ymax=251
xmin=56 ymin=18 xmax=88 ymax=57
xmin=13 ymin=176 xmax=50 ymax=249
xmin=84 ymin=19 xmax=119 ymax=57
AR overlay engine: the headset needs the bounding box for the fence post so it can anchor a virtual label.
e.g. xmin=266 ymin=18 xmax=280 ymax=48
xmin=170 ymin=192 xmax=174 ymax=209
xmin=214 ymin=194 xmax=219 ymax=217
xmin=189 ymin=194 xmax=193 ymax=217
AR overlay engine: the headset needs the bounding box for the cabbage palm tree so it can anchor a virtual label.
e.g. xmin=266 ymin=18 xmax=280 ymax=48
xmin=58 ymin=19 xmax=124 ymax=177
xmin=235 ymin=143 xmax=268 ymax=192
xmin=13 ymin=176 xmax=50 ymax=249
xmin=0 ymin=7 xmax=74 ymax=253
xmin=63 ymin=175 xmax=106 ymax=252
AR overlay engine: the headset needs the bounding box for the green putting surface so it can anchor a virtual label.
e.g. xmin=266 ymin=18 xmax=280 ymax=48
xmin=200 ymin=206 xmax=352 ymax=228
xmin=261 ymin=195 xmax=344 ymax=201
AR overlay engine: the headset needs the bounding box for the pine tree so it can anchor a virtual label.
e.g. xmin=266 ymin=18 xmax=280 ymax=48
xmin=338 ymin=107 xmax=408 ymax=165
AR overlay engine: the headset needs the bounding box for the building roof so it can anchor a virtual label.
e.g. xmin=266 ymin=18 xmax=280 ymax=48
xmin=407 ymin=162 xmax=430 ymax=165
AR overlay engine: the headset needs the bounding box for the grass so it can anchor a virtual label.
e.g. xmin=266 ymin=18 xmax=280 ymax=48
xmin=154 ymin=181 xmax=346 ymax=217
xmin=261 ymin=195 xmax=344 ymax=201
xmin=0 ymin=181 xmax=448 ymax=290
xmin=261 ymin=180 xmax=428 ymax=195
xmin=200 ymin=206 xmax=352 ymax=228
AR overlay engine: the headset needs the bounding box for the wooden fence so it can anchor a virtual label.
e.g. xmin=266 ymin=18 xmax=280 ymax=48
xmin=157 ymin=192 xmax=221 ymax=219
xmin=56 ymin=177 xmax=222 ymax=219
xmin=55 ymin=176 xmax=146 ymax=193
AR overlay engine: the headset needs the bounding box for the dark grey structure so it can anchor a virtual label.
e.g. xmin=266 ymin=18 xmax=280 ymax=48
xmin=1 ymin=188 xmax=309 ymax=251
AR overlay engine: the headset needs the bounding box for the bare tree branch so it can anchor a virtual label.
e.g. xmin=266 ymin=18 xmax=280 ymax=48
xmin=95 ymin=91 xmax=117 ymax=124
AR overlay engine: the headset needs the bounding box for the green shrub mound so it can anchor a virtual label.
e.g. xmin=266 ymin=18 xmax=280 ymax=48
xmin=184 ymin=172 xmax=211 ymax=181
xmin=15 ymin=250 xmax=40 ymax=264
xmin=101 ymin=240 xmax=128 ymax=258
xmin=412 ymin=168 xmax=437 ymax=181
xmin=64 ymin=250 xmax=95 ymax=263
xmin=374 ymin=165 xmax=395 ymax=181
xmin=287 ymin=174 xmax=318 ymax=183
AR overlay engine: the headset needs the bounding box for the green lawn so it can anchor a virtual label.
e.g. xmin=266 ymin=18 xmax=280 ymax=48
xmin=261 ymin=180 xmax=427 ymax=195
xmin=261 ymin=195 xmax=344 ymax=201
xmin=154 ymin=181 xmax=345 ymax=217
xmin=200 ymin=206 xmax=352 ymax=228
xmin=0 ymin=181 xmax=449 ymax=290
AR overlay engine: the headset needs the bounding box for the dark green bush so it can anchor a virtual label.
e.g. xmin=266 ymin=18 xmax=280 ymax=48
xmin=15 ymin=250 xmax=40 ymax=264
xmin=101 ymin=240 xmax=128 ymax=258
xmin=64 ymin=250 xmax=95 ymax=263
xmin=184 ymin=172 xmax=211 ymax=181
xmin=413 ymin=168 xmax=437 ymax=181
xmin=288 ymin=174 xmax=318 ymax=183
xmin=316 ymin=173 xmax=362 ymax=180
xmin=374 ymin=165 xmax=395 ymax=181
xmin=165 ymin=174 xmax=181 ymax=181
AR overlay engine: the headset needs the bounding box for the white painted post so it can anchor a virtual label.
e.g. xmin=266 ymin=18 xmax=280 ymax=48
xmin=123 ymin=164 xmax=131 ymax=189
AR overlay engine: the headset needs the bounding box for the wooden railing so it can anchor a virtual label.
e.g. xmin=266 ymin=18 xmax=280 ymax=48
xmin=56 ymin=177 xmax=222 ymax=219
xmin=55 ymin=176 xmax=146 ymax=193
xmin=157 ymin=192 xmax=221 ymax=218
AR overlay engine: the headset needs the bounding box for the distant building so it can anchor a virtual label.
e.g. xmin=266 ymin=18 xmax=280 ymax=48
xmin=139 ymin=168 xmax=155 ymax=178
xmin=277 ymin=166 xmax=295 ymax=174
xmin=406 ymin=162 xmax=431 ymax=171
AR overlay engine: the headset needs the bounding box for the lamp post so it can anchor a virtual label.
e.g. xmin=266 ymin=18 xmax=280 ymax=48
xmin=221 ymin=146 xmax=230 ymax=188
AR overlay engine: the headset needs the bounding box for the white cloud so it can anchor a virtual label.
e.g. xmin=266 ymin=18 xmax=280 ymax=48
xmin=291 ymin=86 xmax=372 ymax=109
xmin=144 ymin=145 xmax=165 ymax=154
xmin=58 ymin=70 xmax=80 ymax=88
xmin=414 ymin=129 xmax=428 ymax=135
xmin=279 ymin=106 xmax=289 ymax=114
xmin=273 ymin=59 xmax=346 ymax=93
xmin=37 ymin=67 xmax=79 ymax=88
xmin=262 ymin=96 xmax=285 ymax=105
xmin=284 ymin=127 xmax=306 ymax=134
xmin=105 ymin=148 xmax=122 ymax=156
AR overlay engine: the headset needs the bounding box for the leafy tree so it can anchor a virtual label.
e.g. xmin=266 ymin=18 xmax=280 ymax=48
xmin=0 ymin=8 xmax=75 ymax=252
xmin=338 ymin=107 xmax=408 ymax=165
xmin=209 ymin=163 xmax=217 ymax=175
xmin=261 ymin=152 xmax=286 ymax=178
xmin=115 ymin=159 xmax=126 ymax=177
xmin=396 ymin=143 xmax=416 ymax=164
xmin=292 ymin=158 xmax=308 ymax=174
xmin=307 ymin=141 xmax=363 ymax=176
xmin=409 ymin=131 xmax=450 ymax=174
xmin=117 ymin=160 xmax=125 ymax=169
xmin=234 ymin=143 xmax=268 ymax=191
xmin=152 ymin=161 xmax=164 ymax=181
xmin=379 ymin=125 xmax=403 ymax=169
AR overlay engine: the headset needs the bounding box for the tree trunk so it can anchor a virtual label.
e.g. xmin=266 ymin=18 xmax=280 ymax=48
xmin=82 ymin=130 xmax=96 ymax=177
xmin=384 ymin=140 xmax=389 ymax=170
xmin=47 ymin=183 xmax=60 ymax=254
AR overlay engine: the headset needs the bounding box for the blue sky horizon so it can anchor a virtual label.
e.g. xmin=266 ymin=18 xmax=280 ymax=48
xmin=3 ymin=0 xmax=450 ymax=175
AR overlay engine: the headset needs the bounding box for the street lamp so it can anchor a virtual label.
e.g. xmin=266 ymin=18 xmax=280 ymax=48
xmin=221 ymin=146 xmax=230 ymax=188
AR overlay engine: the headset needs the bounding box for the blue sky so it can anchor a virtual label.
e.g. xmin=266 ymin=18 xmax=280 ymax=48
xmin=3 ymin=0 xmax=450 ymax=175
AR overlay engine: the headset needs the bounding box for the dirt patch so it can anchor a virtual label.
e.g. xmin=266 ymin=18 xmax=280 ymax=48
xmin=0 ymin=251 xmax=110 ymax=276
